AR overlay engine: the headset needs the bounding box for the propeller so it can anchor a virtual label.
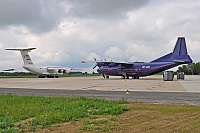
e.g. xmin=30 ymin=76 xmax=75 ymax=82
xmin=92 ymin=57 xmax=98 ymax=69
xmin=93 ymin=64 xmax=98 ymax=69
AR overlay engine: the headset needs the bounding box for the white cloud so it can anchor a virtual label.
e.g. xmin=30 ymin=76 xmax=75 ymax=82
xmin=86 ymin=52 xmax=101 ymax=61
xmin=0 ymin=42 xmax=4 ymax=48
xmin=105 ymin=46 xmax=123 ymax=59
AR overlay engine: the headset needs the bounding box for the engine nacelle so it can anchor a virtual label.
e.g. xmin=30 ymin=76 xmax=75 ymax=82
xmin=58 ymin=69 xmax=63 ymax=73
xmin=58 ymin=69 xmax=67 ymax=74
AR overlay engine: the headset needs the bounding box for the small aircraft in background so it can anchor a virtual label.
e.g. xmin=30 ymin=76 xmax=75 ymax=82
xmin=82 ymin=37 xmax=192 ymax=79
xmin=4 ymin=48 xmax=73 ymax=78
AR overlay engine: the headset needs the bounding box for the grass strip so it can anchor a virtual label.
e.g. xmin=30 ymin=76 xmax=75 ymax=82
xmin=0 ymin=94 xmax=128 ymax=132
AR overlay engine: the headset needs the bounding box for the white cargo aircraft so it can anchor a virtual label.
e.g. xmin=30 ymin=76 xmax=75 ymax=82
xmin=5 ymin=48 xmax=73 ymax=78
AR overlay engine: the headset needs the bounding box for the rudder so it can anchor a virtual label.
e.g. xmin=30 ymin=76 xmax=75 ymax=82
xmin=173 ymin=37 xmax=188 ymax=56
xmin=5 ymin=48 xmax=36 ymax=65
xmin=20 ymin=50 xmax=34 ymax=65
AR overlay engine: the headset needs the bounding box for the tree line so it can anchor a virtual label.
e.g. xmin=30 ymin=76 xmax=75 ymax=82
xmin=0 ymin=72 xmax=35 ymax=76
xmin=178 ymin=62 xmax=200 ymax=75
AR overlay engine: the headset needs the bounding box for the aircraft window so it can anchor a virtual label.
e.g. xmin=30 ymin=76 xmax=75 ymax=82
xmin=142 ymin=66 xmax=145 ymax=68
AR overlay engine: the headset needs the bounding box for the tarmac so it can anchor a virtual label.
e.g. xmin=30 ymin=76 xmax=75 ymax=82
xmin=0 ymin=75 xmax=199 ymax=92
xmin=0 ymin=75 xmax=199 ymax=105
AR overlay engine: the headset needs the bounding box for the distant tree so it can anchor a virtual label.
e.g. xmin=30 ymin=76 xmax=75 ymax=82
xmin=187 ymin=63 xmax=195 ymax=75
xmin=0 ymin=72 xmax=35 ymax=76
xmin=194 ymin=62 xmax=200 ymax=75
xmin=178 ymin=62 xmax=200 ymax=75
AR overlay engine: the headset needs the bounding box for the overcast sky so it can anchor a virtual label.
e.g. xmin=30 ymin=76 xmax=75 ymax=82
xmin=0 ymin=0 xmax=199 ymax=72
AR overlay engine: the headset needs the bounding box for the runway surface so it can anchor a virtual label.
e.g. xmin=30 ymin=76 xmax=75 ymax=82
xmin=0 ymin=75 xmax=199 ymax=105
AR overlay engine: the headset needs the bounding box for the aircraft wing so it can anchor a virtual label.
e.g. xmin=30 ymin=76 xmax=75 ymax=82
xmin=46 ymin=66 xmax=82 ymax=71
xmin=46 ymin=66 xmax=82 ymax=74
xmin=46 ymin=66 xmax=71 ymax=70
xmin=47 ymin=67 xmax=71 ymax=71
xmin=96 ymin=61 xmax=133 ymax=67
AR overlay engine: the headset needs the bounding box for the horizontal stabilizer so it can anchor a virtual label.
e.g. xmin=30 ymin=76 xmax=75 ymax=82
xmin=151 ymin=53 xmax=173 ymax=62
xmin=5 ymin=48 xmax=36 ymax=51
xmin=173 ymin=60 xmax=186 ymax=63
xmin=3 ymin=69 xmax=15 ymax=71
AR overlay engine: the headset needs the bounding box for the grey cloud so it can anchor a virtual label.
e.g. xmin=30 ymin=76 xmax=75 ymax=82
xmin=0 ymin=0 xmax=150 ymax=33
xmin=0 ymin=0 xmax=64 ymax=33
xmin=66 ymin=0 xmax=150 ymax=19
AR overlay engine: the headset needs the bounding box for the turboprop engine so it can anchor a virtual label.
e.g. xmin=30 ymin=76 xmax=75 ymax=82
xmin=58 ymin=69 xmax=66 ymax=74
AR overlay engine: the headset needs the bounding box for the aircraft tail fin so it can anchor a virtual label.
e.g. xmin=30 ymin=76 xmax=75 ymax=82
xmin=172 ymin=37 xmax=192 ymax=63
xmin=5 ymin=48 xmax=36 ymax=65
xmin=151 ymin=37 xmax=192 ymax=64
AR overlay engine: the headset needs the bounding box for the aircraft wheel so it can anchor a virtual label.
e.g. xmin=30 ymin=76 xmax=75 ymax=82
xmin=126 ymin=76 xmax=129 ymax=79
xmin=47 ymin=75 xmax=54 ymax=78
xmin=132 ymin=76 xmax=139 ymax=79
xmin=55 ymin=76 xmax=59 ymax=78
xmin=106 ymin=76 xmax=109 ymax=79
xmin=38 ymin=75 xmax=45 ymax=78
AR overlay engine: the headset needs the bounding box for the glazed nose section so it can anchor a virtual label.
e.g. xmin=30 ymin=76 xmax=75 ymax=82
xmin=97 ymin=68 xmax=101 ymax=74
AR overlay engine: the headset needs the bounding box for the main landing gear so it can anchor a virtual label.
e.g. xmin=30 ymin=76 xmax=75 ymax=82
xmin=102 ymin=74 xmax=109 ymax=79
xmin=132 ymin=76 xmax=139 ymax=79
xmin=102 ymin=74 xmax=139 ymax=79
xmin=38 ymin=75 xmax=59 ymax=78
xmin=121 ymin=76 xmax=139 ymax=79
xmin=121 ymin=76 xmax=129 ymax=79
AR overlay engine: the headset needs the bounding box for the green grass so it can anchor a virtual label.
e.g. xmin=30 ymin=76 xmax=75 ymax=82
xmin=0 ymin=94 xmax=128 ymax=132
xmin=1 ymin=95 xmax=200 ymax=132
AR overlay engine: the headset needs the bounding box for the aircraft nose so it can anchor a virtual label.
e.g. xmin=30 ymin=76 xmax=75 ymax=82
xmin=97 ymin=68 xmax=101 ymax=74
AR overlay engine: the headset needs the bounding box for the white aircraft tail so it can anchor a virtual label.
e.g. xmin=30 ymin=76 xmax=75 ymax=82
xmin=5 ymin=48 xmax=36 ymax=65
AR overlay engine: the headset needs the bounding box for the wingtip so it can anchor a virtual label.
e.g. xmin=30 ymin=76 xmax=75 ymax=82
xmin=81 ymin=61 xmax=86 ymax=63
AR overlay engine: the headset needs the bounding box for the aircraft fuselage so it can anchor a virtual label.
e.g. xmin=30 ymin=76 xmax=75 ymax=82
xmin=97 ymin=62 xmax=179 ymax=78
xmin=23 ymin=65 xmax=71 ymax=76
